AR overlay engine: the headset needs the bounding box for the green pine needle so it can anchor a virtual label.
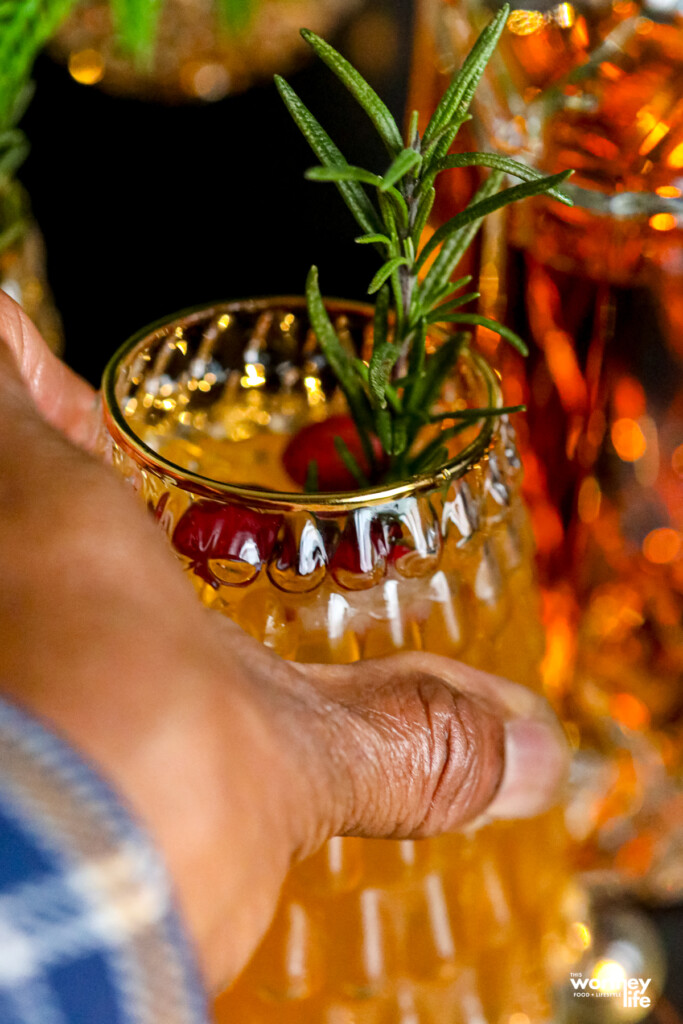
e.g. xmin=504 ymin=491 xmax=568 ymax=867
xmin=304 ymin=460 xmax=319 ymax=492
xmin=300 ymin=28 xmax=404 ymax=154
xmin=368 ymin=256 xmax=409 ymax=295
xmin=275 ymin=75 xmax=382 ymax=235
xmin=333 ymin=436 xmax=369 ymax=487
xmin=429 ymin=403 xmax=526 ymax=422
xmin=355 ymin=232 xmax=392 ymax=246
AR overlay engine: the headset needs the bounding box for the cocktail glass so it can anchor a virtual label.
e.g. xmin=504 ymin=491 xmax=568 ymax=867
xmin=101 ymin=297 xmax=581 ymax=1022
xmin=408 ymin=0 xmax=683 ymax=899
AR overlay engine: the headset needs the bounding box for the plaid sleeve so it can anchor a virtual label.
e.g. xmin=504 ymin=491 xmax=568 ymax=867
xmin=0 ymin=697 xmax=211 ymax=1024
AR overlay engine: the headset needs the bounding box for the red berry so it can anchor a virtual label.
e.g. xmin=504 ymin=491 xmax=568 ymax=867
xmin=389 ymin=543 xmax=413 ymax=563
xmin=282 ymin=415 xmax=386 ymax=491
xmin=331 ymin=512 xmax=403 ymax=578
xmin=273 ymin=517 xmax=339 ymax=575
xmin=148 ymin=492 xmax=169 ymax=522
xmin=172 ymin=500 xmax=282 ymax=587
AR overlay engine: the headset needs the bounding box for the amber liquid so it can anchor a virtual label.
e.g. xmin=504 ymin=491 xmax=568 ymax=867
xmin=409 ymin=0 xmax=683 ymax=889
xmin=215 ymin=549 xmax=570 ymax=1024
xmin=116 ymin=369 xmax=579 ymax=1023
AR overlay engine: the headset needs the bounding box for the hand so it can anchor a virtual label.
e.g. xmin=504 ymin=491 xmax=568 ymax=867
xmin=0 ymin=293 xmax=569 ymax=991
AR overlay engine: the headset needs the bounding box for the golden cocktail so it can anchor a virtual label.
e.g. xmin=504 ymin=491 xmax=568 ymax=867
xmin=102 ymin=299 xmax=580 ymax=1022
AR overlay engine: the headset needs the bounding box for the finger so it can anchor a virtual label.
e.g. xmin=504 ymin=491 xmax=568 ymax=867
xmin=285 ymin=651 xmax=569 ymax=852
xmin=0 ymin=291 xmax=100 ymax=449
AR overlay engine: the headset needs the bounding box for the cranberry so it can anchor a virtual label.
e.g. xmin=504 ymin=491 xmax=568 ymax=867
xmin=273 ymin=517 xmax=340 ymax=576
xmin=389 ymin=540 xmax=413 ymax=563
xmin=282 ymin=415 xmax=386 ymax=491
xmin=148 ymin=492 xmax=169 ymax=522
xmin=172 ymin=500 xmax=282 ymax=588
xmin=331 ymin=512 xmax=405 ymax=577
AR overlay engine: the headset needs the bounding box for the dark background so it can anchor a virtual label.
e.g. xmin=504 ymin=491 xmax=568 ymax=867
xmin=17 ymin=0 xmax=683 ymax=1014
xmin=21 ymin=0 xmax=414 ymax=385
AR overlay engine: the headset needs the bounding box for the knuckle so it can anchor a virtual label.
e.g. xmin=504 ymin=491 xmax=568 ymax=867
xmin=404 ymin=676 xmax=505 ymax=836
xmin=279 ymin=659 xmax=507 ymax=846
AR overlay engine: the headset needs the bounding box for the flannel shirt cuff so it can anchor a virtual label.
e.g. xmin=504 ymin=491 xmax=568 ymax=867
xmin=0 ymin=696 xmax=211 ymax=1024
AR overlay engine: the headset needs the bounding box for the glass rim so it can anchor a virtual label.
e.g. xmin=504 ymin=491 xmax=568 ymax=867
xmin=101 ymin=296 xmax=504 ymax=512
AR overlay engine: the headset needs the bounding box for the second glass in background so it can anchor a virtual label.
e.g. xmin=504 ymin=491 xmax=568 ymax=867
xmin=409 ymin=0 xmax=683 ymax=900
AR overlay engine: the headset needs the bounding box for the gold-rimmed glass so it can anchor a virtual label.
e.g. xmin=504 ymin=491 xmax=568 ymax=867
xmin=102 ymin=297 xmax=581 ymax=1022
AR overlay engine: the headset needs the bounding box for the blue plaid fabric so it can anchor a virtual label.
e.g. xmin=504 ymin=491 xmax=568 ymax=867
xmin=0 ymin=697 xmax=211 ymax=1024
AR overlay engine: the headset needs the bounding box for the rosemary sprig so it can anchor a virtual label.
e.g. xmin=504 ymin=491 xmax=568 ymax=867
xmin=276 ymin=6 xmax=573 ymax=484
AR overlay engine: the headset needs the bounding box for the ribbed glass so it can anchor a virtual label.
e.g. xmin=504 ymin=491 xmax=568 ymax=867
xmin=102 ymin=298 xmax=581 ymax=1023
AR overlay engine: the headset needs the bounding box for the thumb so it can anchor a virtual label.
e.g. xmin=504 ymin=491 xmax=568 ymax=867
xmin=284 ymin=651 xmax=568 ymax=852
